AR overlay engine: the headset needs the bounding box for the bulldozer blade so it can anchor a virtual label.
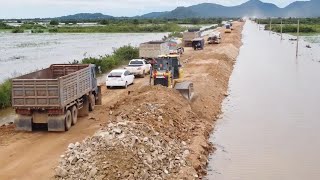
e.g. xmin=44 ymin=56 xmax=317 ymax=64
xmin=174 ymin=81 xmax=194 ymax=100
xmin=15 ymin=115 xmax=32 ymax=131
xmin=48 ymin=115 xmax=66 ymax=132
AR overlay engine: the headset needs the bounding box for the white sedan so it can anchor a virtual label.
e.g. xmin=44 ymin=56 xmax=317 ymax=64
xmin=106 ymin=69 xmax=134 ymax=89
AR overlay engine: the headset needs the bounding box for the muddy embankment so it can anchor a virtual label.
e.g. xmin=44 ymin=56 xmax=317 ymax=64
xmin=0 ymin=22 xmax=243 ymax=180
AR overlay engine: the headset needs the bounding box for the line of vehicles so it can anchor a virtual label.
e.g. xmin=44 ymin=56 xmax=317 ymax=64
xmin=105 ymin=41 xmax=194 ymax=100
xmin=11 ymin=26 xmax=228 ymax=132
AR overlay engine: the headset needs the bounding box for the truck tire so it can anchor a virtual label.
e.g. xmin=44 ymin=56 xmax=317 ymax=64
xmin=89 ymin=94 xmax=95 ymax=111
xmin=65 ymin=110 xmax=72 ymax=131
xmin=124 ymin=82 xmax=128 ymax=89
xmin=141 ymin=70 xmax=145 ymax=78
xmin=71 ymin=106 xmax=78 ymax=125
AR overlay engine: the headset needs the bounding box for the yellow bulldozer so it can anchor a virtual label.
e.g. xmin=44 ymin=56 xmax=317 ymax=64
xmin=151 ymin=54 xmax=194 ymax=100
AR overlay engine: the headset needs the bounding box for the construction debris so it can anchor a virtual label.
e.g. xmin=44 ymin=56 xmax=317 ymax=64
xmin=55 ymin=121 xmax=190 ymax=180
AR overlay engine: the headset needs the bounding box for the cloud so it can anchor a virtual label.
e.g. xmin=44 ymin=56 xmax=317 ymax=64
xmin=0 ymin=0 xmax=299 ymax=18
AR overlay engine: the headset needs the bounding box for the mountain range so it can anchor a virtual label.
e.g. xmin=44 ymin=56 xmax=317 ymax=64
xmin=57 ymin=0 xmax=320 ymax=20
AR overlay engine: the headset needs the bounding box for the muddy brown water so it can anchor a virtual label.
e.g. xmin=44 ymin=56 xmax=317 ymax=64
xmin=207 ymin=21 xmax=320 ymax=179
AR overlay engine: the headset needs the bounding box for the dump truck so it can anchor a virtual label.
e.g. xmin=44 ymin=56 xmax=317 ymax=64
xmin=183 ymin=31 xmax=201 ymax=47
xmin=139 ymin=41 xmax=170 ymax=59
xmin=11 ymin=64 xmax=102 ymax=132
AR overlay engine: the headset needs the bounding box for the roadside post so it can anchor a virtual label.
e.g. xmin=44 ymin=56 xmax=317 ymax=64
xmin=296 ymin=19 xmax=300 ymax=57
xmin=269 ymin=18 xmax=272 ymax=35
xmin=281 ymin=19 xmax=283 ymax=41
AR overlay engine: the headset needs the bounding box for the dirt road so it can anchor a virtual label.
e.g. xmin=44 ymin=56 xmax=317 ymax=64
xmin=0 ymin=78 xmax=149 ymax=179
xmin=0 ymin=22 xmax=244 ymax=179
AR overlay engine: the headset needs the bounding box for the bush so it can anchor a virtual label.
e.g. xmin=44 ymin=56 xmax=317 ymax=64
xmin=12 ymin=28 xmax=24 ymax=33
xmin=50 ymin=20 xmax=59 ymax=26
xmin=0 ymin=21 xmax=13 ymax=29
xmin=80 ymin=45 xmax=139 ymax=73
xmin=49 ymin=28 xmax=58 ymax=33
xmin=168 ymin=32 xmax=183 ymax=38
xmin=113 ymin=45 xmax=139 ymax=61
xmin=31 ymin=29 xmax=44 ymax=33
xmin=265 ymin=24 xmax=317 ymax=33
xmin=0 ymin=80 xmax=12 ymax=109
xmin=20 ymin=23 xmax=45 ymax=29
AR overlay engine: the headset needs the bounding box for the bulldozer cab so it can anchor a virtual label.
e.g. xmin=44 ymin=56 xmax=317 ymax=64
xmin=155 ymin=55 xmax=181 ymax=79
xmin=153 ymin=55 xmax=194 ymax=100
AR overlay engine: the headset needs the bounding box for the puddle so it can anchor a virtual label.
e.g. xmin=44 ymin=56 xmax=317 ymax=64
xmin=207 ymin=21 xmax=320 ymax=180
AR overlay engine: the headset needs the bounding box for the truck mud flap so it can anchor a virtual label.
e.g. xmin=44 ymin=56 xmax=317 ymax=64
xmin=96 ymin=86 xmax=102 ymax=105
xmin=15 ymin=115 xmax=32 ymax=131
xmin=79 ymin=96 xmax=89 ymax=117
xmin=48 ymin=115 xmax=66 ymax=132
xmin=174 ymin=81 xmax=194 ymax=100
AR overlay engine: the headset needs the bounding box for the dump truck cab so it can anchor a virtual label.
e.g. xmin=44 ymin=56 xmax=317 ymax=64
xmin=192 ymin=38 xmax=205 ymax=50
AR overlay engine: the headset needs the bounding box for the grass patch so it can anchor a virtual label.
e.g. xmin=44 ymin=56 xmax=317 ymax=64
xmin=0 ymin=80 xmax=12 ymax=109
xmin=12 ymin=28 xmax=24 ymax=33
xmin=0 ymin=21 xmax=13 ymax=29
xmin=51 ymin=23 xmax=185 ymax=33
xmin=73 ymin=45 xmax=139 ymax=73
xmin=265 ymin=24 xmax=320 ymax=34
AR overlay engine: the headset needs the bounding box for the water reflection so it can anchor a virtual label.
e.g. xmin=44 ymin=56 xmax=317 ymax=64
xmin=0 ymin=33 xmax=167 ymax=82
xmin=207 ymin=21 xmax=320 ymax=180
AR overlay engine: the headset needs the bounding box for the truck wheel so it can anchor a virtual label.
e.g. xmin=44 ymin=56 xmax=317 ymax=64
xmin=65 ymin=110 xmax=72 ymax=131
xmin=71 ymin=106 xmax=78 ymax=125
xmin=89 ymin=94 xmax=95 ymax=111
xmin=124 ymin=82 xmax=128 ymax=89
xmin=141 ymin=71 xmax=145 ymax=78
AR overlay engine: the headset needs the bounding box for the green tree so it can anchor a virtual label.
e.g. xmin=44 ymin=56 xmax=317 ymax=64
xmin=133 ymin=19 xmax=139 ymax=25
xmin=100 ymin=19 xmax=109 ymax=25
xmin=50 ymin=20 xmax=59 ymax=25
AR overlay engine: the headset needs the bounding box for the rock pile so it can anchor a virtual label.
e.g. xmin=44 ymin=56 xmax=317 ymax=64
xmin=55 ymin=121 xmax=190 ymax=180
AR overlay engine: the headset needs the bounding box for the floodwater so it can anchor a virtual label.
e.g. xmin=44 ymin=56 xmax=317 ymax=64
xmin=0 ymin=32 xmax=167 ymax=83
xmin=207 ymin=21 xmax=320 ymax=180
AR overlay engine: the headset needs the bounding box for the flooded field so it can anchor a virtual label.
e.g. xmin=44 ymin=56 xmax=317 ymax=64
xmin=207 ymin=21 xmax=320 ymax=179
xmin=0 ymin=33 xmax=167 ymax=83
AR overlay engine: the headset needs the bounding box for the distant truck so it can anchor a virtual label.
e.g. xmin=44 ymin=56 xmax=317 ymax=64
xmin=11 ymin=64 xmax=101 ymax=132
xmin=208 ymin=32 xmax=221 ymax=44
xmin=125 ymin=59 xmax=151 ymax=77
xmin=139 ymin=41 xmax=170 ymax=59
xmin=225 ymin=24 xmax=232 ymax=33
xmin=183 ymin=31 xmax=201 ymax=47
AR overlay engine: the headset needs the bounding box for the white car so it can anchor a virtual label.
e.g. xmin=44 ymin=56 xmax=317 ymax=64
xmin=106 ymin=69 xmax=134 ymax=89
xmin=125 ymin=59 xmax=151 ymax=77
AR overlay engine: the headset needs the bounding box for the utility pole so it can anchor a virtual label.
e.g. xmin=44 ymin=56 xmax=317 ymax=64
xmin=280 ymin=19 xmax=283 ymax=41
xmin=296 ymin=19 xmax=300 ymax=57
xmin=269 ymin=18 xmax=272 ymax=35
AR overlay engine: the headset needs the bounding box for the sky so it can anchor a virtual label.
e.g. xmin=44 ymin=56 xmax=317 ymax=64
xmin=0 ymin=0 xmax=302 ymax=19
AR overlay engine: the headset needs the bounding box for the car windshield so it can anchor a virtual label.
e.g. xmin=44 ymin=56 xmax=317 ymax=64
xmin=129 ymin=61 xmax=143 ymax=65
xmin=108 ymin=72 xmax=123 ymax=77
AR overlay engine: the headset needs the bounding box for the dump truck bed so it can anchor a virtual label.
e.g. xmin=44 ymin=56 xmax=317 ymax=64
xmin=12 ymin=64 xmax=93 ymax=109
xmin=139 ymin=41 xmax=170 ymax=58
